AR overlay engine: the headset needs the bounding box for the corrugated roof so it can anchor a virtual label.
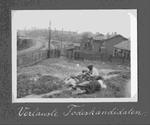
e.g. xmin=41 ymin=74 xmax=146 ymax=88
xmin=114 ymin=40 xmax=130 ymax=50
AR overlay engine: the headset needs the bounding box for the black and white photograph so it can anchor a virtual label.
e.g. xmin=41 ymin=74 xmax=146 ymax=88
xmin=2 ymin=0 xmax=150 ymax=124
xmin=11 ymin=10 xmax=137 ymax=103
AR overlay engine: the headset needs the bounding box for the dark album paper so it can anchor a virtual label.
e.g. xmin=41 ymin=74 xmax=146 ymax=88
xmin=0 ymin=0 xmax=150 ymax=125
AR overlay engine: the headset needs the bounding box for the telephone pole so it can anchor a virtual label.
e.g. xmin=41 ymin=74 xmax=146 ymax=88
xmin=61 ymin=28 xmax=63 ymax=56
xmin=48 ymin=21 xmax=51 ymax=58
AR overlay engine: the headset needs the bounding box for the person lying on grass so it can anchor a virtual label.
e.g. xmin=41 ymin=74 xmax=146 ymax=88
xmin=64 ymin=65 xmax=107 ymax=91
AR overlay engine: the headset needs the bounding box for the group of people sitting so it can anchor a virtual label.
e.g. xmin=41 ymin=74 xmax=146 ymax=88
xmin=64 ymin=64 xmax=107 ymax=93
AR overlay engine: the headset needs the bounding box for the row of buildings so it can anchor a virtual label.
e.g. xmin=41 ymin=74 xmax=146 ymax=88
xmin=65 ymin=34 xmax=130 ymax=63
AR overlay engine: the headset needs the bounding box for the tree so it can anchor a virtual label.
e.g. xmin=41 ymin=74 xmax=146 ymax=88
xmin=80 ymin=32 xmax=93 ymax=42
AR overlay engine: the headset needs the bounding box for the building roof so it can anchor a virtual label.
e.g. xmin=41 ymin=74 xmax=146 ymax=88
xmin=66 ymin=43 xmax=78 ymax=50
xmin=93 ymin=35 xmax=105 ymax=40
xmin=65 ymin=46 xmax=75 ymax=50
xmin=103 ymin=35 xmax=127 ymax=42
xmin=92 ymin=34 xmax=127 ymax=43
xmin=114 ymin=40 xmax=130 ymax=50
xmin=73 ymin=42 xmax=80 ymax=46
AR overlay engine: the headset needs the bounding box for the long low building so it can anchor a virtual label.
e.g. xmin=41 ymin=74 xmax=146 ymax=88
xmin=113 ymin=40 xmax=130 ymax=60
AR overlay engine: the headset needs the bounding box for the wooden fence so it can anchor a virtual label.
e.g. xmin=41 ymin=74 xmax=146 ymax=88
xmin=68 ymin=51 xmax=130 ymax=64
xmin=73 ymin=51 xmax=109 ymax=61
xmin=17 ymin=49 xmax=61 ymax=67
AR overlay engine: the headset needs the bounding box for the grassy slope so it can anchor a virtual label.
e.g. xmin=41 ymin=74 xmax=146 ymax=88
xmin=17 ymin=58 xmax=130 ymax=98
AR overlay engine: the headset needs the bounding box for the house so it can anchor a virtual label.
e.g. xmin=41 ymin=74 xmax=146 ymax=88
xmin=65 ymin=43 xmax=80 ymax=59
xmin=78 ymin=34 xmax=128 ymax=60
xmin=17 ymin=34 xmax=33 ymax=51
xmin=80 ymin=35 xmax=127 ymax=53
xmin=113 ymin=40 xmax=130 ymax=60
xmin=65 ymin=46 xmax=75 ymax=59
xmin=101 ymin=35 xmax=128 ymax=56
xmin=65 ymin=34 xmax=129 ymax=61
xmin=80 ymin=37 xmax=104 ymax=54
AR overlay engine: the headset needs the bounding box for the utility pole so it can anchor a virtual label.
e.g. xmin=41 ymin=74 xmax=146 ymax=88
xmin=61 ymin=28 xmax=63 ymax=56
xmin=48 ymin=21 xmax=51 ymax=58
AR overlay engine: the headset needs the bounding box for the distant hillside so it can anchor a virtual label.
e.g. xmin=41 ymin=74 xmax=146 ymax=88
xmin=18 ymin=29 xmax=81 ymax=43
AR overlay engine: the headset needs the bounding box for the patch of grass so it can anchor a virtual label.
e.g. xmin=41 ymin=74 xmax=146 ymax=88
xmin=17 ymin=74 xmax=63 ymax=98
xmin=104 ymin=72 xmax=130 ymax=97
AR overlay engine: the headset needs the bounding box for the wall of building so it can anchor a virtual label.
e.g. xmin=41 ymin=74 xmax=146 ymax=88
xmin=103 ymin=36 xmax=127 ymax=56
xmin=113 ymin=48 xmax=130 ymax=60
xmin=92 ymin=41 xmax=104 ymax=53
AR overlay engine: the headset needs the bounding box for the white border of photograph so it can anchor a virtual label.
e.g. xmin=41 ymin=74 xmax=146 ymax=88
xmin=12 ymin=10 xmax=137 ymax=103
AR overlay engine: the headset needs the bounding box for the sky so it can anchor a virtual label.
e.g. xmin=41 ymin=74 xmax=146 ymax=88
xmin=12 ymin=10 xmax=137 ymax=38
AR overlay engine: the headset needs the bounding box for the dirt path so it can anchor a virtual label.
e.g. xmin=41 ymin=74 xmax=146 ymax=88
xmin=17 ymin=37 xmax=57 ymax=56
xmin=18 ymin=37 xmax=44 ymax=55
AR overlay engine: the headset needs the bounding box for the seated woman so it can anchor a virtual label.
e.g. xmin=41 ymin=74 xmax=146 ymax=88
xmin=87 ymin=65 xmax=98 ymax=76
xmin=87 ymin=65 xmax=107 ymax=89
